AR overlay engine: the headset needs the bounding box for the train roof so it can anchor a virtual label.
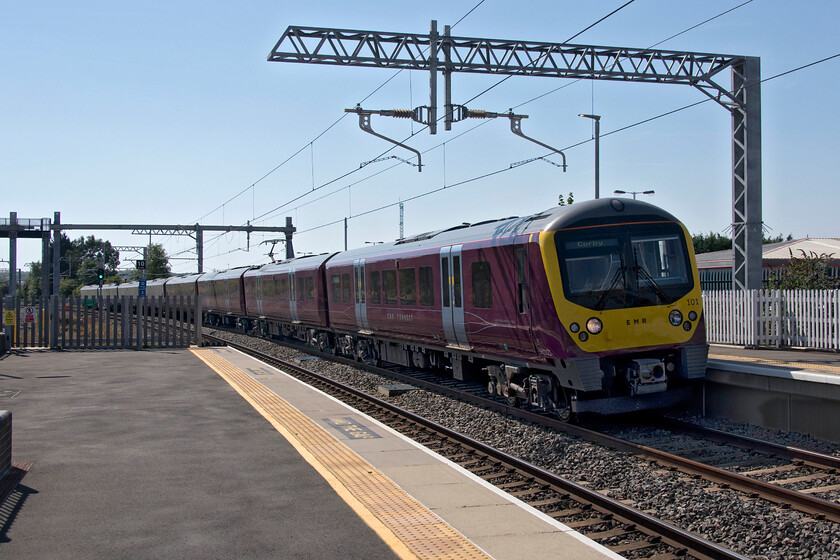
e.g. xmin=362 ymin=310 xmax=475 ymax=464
xmin=245 ymin=253 xmax=333 ymax=276
xmin=326 ymin=199 xmax=681 ymax=265
xmin=165 ymin=273 xmax=204 ymax=285
xmin=198 ymin=267 xmax=252 ymax=281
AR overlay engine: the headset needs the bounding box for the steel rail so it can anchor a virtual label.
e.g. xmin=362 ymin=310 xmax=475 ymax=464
xmin=205 ymin=334 xmax=749 ymax=560
xmin=659 ymin=418 xmax=840 ymax=471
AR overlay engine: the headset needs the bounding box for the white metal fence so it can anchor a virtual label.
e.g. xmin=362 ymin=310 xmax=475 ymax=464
xmin=703 ymin=290 xmax=840 ymax=350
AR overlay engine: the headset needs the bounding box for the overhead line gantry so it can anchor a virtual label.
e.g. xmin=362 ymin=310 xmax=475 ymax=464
xmin=268 ymin=21 xmax=762 ymax=291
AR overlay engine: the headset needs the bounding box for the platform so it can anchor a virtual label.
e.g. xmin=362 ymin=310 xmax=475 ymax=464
xmin=0 ymin=347 xmax=618 ymax=559
xmin=706 ymin=344 xmax=840 ymax=441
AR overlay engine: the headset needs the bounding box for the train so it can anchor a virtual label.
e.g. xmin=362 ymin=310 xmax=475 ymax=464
xmin=81 ymin=198 xmax=708 ymax=419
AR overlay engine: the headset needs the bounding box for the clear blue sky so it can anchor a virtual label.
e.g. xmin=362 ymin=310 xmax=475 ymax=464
xmin=3 ymin=0 xmax=838 ymax=275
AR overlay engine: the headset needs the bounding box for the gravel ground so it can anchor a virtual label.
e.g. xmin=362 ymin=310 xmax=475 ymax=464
xmin=212 ymin=331 xmax=840 ymax=560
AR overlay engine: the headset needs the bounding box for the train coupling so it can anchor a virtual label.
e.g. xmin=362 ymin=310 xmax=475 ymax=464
xmin=626 ymin=358 xmax=667 ymax=396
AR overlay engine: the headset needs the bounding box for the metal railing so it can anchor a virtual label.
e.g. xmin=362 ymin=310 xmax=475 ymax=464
xmin=2 ymin=296 xmax=202 ymax=350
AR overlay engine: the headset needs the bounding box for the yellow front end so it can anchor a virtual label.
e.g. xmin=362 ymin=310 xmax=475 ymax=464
xmin=538 ymin=225 xmax=704 ymax=354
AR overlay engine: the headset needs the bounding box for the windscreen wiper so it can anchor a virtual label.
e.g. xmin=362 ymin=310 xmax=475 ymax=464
xmin=633 ymin=248 xmax=671 ymax=304
xmin=594 ymin=260 xmax=626 ymax=311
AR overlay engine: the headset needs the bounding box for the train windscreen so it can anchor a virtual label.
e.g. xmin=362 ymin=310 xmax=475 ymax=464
xmin=556 ymin=222 xmax=694 ymax=310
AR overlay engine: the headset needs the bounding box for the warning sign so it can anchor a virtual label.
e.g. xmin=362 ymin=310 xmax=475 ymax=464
xmin=23 ymin=306 xmax=36 ymax=324
xmin=3 ymin=310 xmax=14 ymax=326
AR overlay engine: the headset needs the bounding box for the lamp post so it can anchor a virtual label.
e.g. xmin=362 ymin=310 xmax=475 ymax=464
xmin=579 ymin=114 xmax=600 ymax=199
xmin=614 ymin=189 xmax=655 ymax=199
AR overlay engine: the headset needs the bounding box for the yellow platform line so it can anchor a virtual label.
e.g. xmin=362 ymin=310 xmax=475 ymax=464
xmin=710 ymin=353 xmax=840 ymax=374
xmin=191 ymin=347 xmax=491 ymax=560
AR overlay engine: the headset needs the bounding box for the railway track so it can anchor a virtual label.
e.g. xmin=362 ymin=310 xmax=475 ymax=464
xmin=602 ymin=418 xmax=840 ymax=520
xmin=204 ymin=332 xmax=750 ymax=560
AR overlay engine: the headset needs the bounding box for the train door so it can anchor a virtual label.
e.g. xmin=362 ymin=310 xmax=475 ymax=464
xmin=514 ymin=235 xmax=538 ymax=353
xmin=255 ymin=275 xmax=264 ymax=316
xmin=289 ymin=269 xmax=299 ymax=322
xmin=440 ymin=245 xmax=469 ymax=348
xmin=223 ymin=278 xmax=232 ymax=313
xmin=354 ymin=259 xmax=370 ymax=331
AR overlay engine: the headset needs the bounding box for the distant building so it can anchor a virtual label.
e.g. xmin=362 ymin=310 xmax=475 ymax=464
xmin=696 ymin=238 xmax=840 ymax=290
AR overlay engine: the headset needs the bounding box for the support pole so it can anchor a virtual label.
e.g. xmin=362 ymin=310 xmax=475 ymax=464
xmin=9 ymin=212 xmax=17 ymax=300
xmin=594 ymin=118 xmax=600 ymax=200
xmin=443 ymin=25 xmax=452 ymax=132
xmin=284 ymin=217 xmax=295 ymax=259
xmin=731 ymin=57 xmax=762 ymax=291
xmin=41 ymin=218 xmax=50 ymax=297
xmin=428 ymin=20 xmax=438 ymax=135
xmin=52 ymin=212 xmax=61 ymax=297
xmin=196 ymin=226 xmax=203 ymax=274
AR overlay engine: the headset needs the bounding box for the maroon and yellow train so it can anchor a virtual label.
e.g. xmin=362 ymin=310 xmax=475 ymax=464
xmin=89 ymin=198 xmax=708 ymax=418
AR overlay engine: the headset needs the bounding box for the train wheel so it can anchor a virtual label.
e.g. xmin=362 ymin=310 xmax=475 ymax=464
xmin=554 ymin=389 xmax=574 ymax=423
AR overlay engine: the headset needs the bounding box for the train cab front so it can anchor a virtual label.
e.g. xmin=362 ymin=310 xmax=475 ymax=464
xmin=537 ymin=199 xmax=709 ymax=416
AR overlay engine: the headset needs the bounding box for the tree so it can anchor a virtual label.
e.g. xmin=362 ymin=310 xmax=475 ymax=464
xmin=66 ymin=235 xmax=119 ymax=287
xmin=764 ymin=232 xmax=794 ymax=244
xmin=22 ymin=234 xmax=121 ymax=297
xmin=21 ymin=262 xmax=42 ymax=299
xmin=558 ymin=192 xmax=574 ymax=206
xmin=692 ymin=231 xmax=794 ymax=254
xmin=768 ymin=250 xmax=840 ymax=290
xmin=692 ymin=231 xmax=732 ymax=254
xmin=133 ymin=244 xmax=171 ymax=280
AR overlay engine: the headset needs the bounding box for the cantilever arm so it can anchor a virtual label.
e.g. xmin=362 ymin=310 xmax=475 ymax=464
xmin=508 ymin=114 xmax=567 ymax=172
xmin=345 ymin=107 xmax=422 ymax=172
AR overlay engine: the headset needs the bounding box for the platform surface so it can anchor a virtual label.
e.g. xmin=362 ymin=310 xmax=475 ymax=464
xmin=710 ymin=344 xmax=840 ymax=382
xmin=0 ymin=347 xmax=618 ymax=559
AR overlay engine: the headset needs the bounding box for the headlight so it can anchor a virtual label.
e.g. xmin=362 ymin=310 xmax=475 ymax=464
xmin=569 ymin=322 xmax=580 ymax=333
xmin=688 ymin=311 xmax=698 ymax=321
xmin=669 ymin=310 xmax=683 ymax=326
xmin=586 ymin=317 xmax=602 ymax=334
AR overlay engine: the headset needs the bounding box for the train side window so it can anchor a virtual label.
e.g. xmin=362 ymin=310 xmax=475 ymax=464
xmin=331 ymin=274 xmax=341 ymax=301
xmin=297 ymin=277 xmax=305 ymax=301
xmin=516 ymin=247 xmax=529 ymax=314
xmin=276 ymin=277 xmax=288 ymax=300
xmin=305 ymin=277 xmax=315 ymax=301
xmin=341 ymin=273 xmax=351 ymax=302
xmin=419 ymin=266 xmax=434 ymax=306
xmin=453 ymin=256 xmax=462 ymax=308
xmin=472 ymin=261 xmax=492 ymax=309
xmin=264 ymin=276 xmax=274 ymax=299
xmin=441 ymin=258 xmax=450 ymax=307
xmin=399 ymin=268 xmax=416 ymax=305
xmin=383 ymin=270 xmax=397 ymax=304
xmin=355 ymin=267 xmax=365 ymax=304
xmin=369 ymin=270 xmax=381 ymax=303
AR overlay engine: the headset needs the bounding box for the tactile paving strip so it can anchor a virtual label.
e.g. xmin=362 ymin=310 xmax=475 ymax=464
xmin=192 ymin=347 xmax=491 ymax=560
xmin=710 ymin=353 xmax=840 ymax=373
